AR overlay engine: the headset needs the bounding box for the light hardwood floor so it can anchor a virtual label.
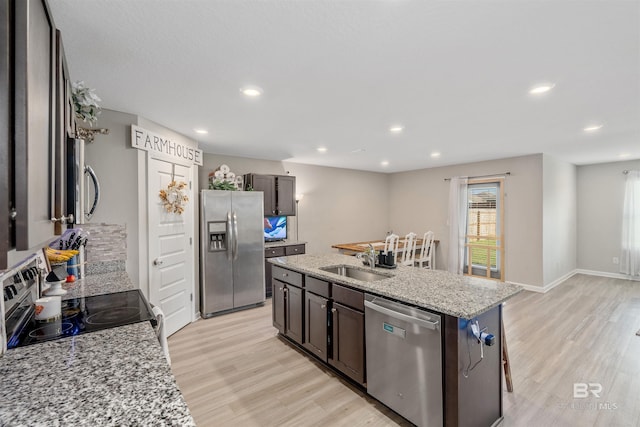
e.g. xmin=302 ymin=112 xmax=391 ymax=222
xmin=168 ymin=274 xmax=640 ymax=427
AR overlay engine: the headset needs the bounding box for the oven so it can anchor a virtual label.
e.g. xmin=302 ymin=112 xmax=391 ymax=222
xmin=3 ymin=257 xmax=156 ymax=351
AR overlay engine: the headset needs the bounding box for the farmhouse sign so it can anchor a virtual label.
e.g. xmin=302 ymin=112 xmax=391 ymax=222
xmin=131 ymin=125 xmax=203 ymax=166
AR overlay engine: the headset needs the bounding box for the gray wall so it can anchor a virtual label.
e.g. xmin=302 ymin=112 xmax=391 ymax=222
xmin=83 ymin=109 xmax=140 ymax=286
xmin=577 ymin=159 xmax=640 ymax=274
xmin=542 ymin=154 xmax=577 ymax=286
xmin=200 ymin=154 xmax=390 ymax=255
xmin=388 ymin=154 xmax=544 ymax=288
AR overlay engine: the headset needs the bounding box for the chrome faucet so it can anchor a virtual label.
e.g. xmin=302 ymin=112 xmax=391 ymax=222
xmin=367 ymin=244 xmax=376 ymax=269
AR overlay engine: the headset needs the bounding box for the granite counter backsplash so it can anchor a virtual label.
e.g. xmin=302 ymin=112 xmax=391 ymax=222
xmin=269 ymin=253 xmax=522 ymax=319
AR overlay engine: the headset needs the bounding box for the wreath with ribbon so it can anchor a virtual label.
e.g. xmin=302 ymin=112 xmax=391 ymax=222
xmin=159 ymin=181 xmax=189 ymax=214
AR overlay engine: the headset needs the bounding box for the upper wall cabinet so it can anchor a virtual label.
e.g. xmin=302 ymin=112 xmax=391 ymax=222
xmin=245 ymin=174 xmax=296 ymax=216
xmin=13 ymin=0 xmax=62 ymax=250
xmin=0 ymin=0 xmax=10 ymax=269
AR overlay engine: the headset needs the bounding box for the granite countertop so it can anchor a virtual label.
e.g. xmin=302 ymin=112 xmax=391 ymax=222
xmin=57 ymin=270 xmax=134 ymax=300
xmin=265 ymin=240 xmax=306 ymax=249
xmin=0 ymin=271 xmax=195 ymax=426
xmin=269 ymin=253 xmax=522 ymax=319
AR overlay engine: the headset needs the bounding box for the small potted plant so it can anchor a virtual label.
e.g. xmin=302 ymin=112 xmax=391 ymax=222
xmin=71 ymin=81 xmax=102 ymax=125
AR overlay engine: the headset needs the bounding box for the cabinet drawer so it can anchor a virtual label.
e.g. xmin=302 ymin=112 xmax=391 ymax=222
xmin=272 ymin=265 xmax=303 ymax=288
xmin=285 ymin=244 xmax=305 ymax=256
xmin=332 ymin=284 xmax=364 ymax=311
xmin=306 ymin=276 xmax=330 ymax=298
xmin=265 ymin=246 xmax=286 ymax=258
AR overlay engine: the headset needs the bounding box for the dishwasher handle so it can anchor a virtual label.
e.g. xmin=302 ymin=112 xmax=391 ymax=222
xmin=364 ymin=298 xmax=440 ymax=331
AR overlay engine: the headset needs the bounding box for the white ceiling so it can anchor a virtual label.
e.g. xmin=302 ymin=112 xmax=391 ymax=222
xmin=48 ymin=0 xmax=639 ymax=173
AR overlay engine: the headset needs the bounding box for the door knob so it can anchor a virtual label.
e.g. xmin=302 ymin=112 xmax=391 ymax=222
xmin=153 ymin=258 xmax=164 ymax=266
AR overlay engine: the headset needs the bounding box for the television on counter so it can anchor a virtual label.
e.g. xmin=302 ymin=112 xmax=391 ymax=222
xmin=264 ymin=216 xmax=287 ymax=242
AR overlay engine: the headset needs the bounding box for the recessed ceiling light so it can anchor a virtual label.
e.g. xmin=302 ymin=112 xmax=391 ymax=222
xmin=194 ymin=129 xmax=208 ymax=134
xmin=240 ymin=86 xmax=263 ymax=97
xmin=381 ymin=161 xmax=389 ymax=167
xmin=430 ymin=151 xmax=441 ymax=158
xmin=529 ymin=83 xmax=555 ymax=95
xmin=389 ymin=126 xmax=404 ymax=133
xmin=317 ymin=147 xmax=327 ymax=153
xmin=583 ymin=124 xmax=603 ymax=132
xmin=351 ymin=148 xmax=365 ymax=153
xmin=619 ymin=153 xmax=630 ymax=158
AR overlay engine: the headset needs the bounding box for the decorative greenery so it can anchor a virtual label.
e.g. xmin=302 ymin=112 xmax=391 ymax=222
xmin=71 ymin=81 xmax=102 ymax=125
xmin=209 ymin=181 xmax=237 ymax=191
xmin=159 ymin=181 xmax=189 ymax=214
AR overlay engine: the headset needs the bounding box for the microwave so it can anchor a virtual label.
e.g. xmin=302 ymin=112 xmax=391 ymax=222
xmin=66 ymin=138 xmax=100 ymax=224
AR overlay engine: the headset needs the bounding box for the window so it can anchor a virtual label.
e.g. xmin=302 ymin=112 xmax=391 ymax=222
xmin=464 ymin=179 xmax=504 ymax=280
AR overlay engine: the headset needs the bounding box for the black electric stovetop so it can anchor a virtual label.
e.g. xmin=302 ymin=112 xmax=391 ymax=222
xmin=7 ymin=289 xmax=157 ymax=349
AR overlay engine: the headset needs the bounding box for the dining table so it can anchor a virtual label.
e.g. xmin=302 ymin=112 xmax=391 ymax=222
xmin=331 ymin=237 xmax=438 ymax=268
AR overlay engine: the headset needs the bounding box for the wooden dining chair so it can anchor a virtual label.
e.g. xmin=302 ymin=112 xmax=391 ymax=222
xmin=384 ymin=233 xmax=399 ymax=258
xmin=400 ymin=232 xmax=417 ymax=266
xmin=414 ymin=231 xmax=435 ymax=269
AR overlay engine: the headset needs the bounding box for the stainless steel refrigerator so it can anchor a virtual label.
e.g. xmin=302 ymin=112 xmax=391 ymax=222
xmin=200 ymin=190 xmax=265 ymax=317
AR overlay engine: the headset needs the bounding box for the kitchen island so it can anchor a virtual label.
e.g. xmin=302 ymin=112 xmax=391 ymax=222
xmin=0 ymin=272 xmax=195 ymax=426
xmin=269 ymin=253 xmax=522 ymax=427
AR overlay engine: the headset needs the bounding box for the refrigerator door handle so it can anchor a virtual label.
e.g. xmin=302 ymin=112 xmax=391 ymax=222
xmin=232 ymin=211 xmax=239 ymax=261
xmin=226 ymin=211 xmax=233 ymax=261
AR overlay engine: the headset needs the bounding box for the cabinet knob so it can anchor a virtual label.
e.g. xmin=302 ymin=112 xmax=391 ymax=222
xmin=283 ymin=288 xmax=288 ymax=293
xmin=331 ymin=308 xmax=337 ymax=313
xmin=321 ymin=304 xmax=326 ymax=309
xmin=279 ymin=287 xmax=283 ymax=291
xmin=9 ymin=209 xmax=17 ymax=220
xmin=282 ymin=273 xmax=288 ymax=277
xmin=271 ymin=251 xmax=276 ymax=254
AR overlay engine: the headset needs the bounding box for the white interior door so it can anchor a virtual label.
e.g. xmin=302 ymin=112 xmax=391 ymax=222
xmin=148 ymin=157 xmax=194 ymax=336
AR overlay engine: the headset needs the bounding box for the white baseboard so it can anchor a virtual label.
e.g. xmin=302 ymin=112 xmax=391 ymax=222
xmin=506 ymin=280 xmax=546 ymax=293
xmin=508 ymin=269 xmax=578 ymax=294
xmin=575 ymin=269 xmax=640 ymax=282
xmin=508 ymin=269 xmax=640 ymax=294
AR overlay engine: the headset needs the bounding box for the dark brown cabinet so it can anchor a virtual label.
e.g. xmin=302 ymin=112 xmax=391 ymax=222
xmin=0 ymin=0 xmax=10 ymax=269
xmin=245 ymin=174 xmax=296 ymax=216
xmin=272 ymin=278 xmax=286 ymax=334
xmin=272 ymin=265 xmax=304 ymax=345
xmin=13 ymin=0 xmax=59 ymax=250
xmin=303 ymin=277 xmax=330 ymax=362
xmin=272 ymin=266 xmax=366 ymax=386
xmin=264 ymin=243 xmax=305 ymax=298
xmin=329 ymin=284 xmax=365 ymax=385
xmin=1 ymin=0 xmax=72 ymax=266
xmin=285 ymin=283 xmax=304 ymax=344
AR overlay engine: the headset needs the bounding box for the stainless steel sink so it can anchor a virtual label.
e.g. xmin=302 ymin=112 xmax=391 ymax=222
xmin=319 ymin=265 xmax=391 ymax=282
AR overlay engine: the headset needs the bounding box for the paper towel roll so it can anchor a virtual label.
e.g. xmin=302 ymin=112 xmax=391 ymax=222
xmin=34 ymin=296 xmax=61 ymax=321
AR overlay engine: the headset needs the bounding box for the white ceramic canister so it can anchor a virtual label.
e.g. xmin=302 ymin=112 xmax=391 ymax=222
xmin=34 ymin=296 xmax=62 ymax=321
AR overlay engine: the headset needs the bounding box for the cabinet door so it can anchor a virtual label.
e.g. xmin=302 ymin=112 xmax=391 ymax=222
xmin=303 ymin=292 xmax=328 ymax=362
xmin=272 ymin=279 xmax=286 ymax=334
xmin=249 ymin=174 xmax=276 ymax=215
xmin=14 ymin=0 xmax=57 ymax=249
xmin=329 ymin=302 xmax=365 ymax=385
xmin=275 ymin=175 xmax=296 ymax=216
xmin=0 ymin=0 xmax=9 ymax=269
xmin=285 ymin=284 xmax=304 ymax=344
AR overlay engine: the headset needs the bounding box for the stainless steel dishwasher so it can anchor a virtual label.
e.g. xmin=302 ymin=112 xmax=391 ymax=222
xmin=365 ymin=294 xmax=443 ymax=427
